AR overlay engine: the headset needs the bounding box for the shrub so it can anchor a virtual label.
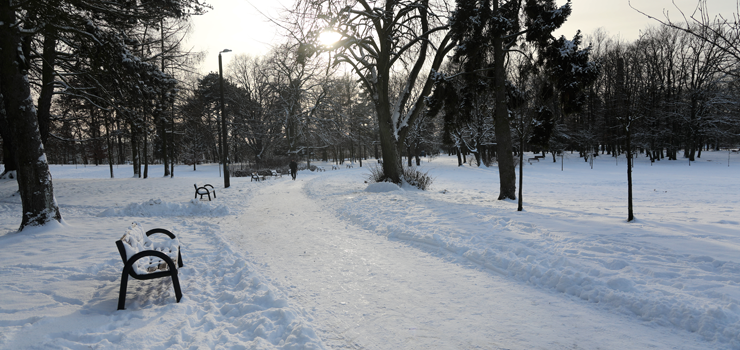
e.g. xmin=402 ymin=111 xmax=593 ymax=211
xmin=366 ymin=164 xmax=433 ymax=190
xmin=402 ymin=166 xmax=433 ymax=190
xmin=366 ymin=164 xmax=386 ymax=183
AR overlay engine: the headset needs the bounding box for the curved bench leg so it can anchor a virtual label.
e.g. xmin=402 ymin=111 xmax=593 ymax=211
xmin=118 ymin=270 xmax=129 ymax=310
xmin=170 ymin=271 xmax=183 ymax=303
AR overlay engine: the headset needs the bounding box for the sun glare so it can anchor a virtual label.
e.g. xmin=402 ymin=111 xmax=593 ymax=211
xmin=319 ymin=31 xmax=342 ymax=47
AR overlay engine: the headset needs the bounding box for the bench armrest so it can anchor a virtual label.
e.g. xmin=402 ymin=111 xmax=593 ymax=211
xmin=144 ymin=228 xmax=183 ymax=267
xmin=124 ymin=250 xmax=180 ymax=277
xmin=145 ymin=228 xmax=176 ymax=239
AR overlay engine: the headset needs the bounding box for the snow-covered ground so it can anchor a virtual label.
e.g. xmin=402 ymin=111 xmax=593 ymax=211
xmin=0 ymin=150 xmax=738 ymax=349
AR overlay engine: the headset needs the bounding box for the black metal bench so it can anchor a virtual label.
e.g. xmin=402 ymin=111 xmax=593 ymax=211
xmin=115 ymin=223 xmax=183 ymax=310
xmin=194 ymin=184 xmax=216 ymax=201
xmin=251 ymin=172 xmax=264 ymax=182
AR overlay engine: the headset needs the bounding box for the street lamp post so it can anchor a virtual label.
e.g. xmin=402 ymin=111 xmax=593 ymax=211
xmin=218 ymin=49 xmax=232 ymax=188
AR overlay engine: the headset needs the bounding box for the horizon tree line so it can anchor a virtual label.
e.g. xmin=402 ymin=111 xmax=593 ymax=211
xmin=1 ymin=0 xmax=738 ymax=231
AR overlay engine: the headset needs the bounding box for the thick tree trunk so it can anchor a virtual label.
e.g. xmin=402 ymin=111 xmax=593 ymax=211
xmin=493 ymin=31 xmax=516 ymax=200
xmin=376 ymin=99 xmax=402 ymax=183
xmin=0 ymin=4 xmax=62 ymax=230
xmin=0 ymin=115 xmax=19 ymax=174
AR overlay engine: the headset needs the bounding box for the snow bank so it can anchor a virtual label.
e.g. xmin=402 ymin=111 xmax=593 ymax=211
xmin=364 ymin=182 xmax=402 ymax=193
xmin=0 ymin=165 xmax=325 ymax=349
xmin=0 ymin=220 xmax=323 ymax=349
xmin=306 ymin=152 xmax=740 ymax=349
xmin=98 ymin=198 xmax=230 ymax=217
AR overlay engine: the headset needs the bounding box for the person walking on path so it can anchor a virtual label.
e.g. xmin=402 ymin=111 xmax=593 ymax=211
xmin=289 ymin=159 xmax=298 ymax=180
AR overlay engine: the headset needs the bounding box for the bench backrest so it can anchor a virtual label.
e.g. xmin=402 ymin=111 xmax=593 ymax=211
xmin=116 ymin=223 xmax=180 ymax=270
xmin=116 ymin=223 xmax=152 ymax=262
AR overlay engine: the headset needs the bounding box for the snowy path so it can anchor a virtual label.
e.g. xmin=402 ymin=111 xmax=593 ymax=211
xmin=221 ymin=172 xmax=710 ymax=349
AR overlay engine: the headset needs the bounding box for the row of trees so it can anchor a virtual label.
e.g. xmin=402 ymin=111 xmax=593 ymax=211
xmin=0 ymin=0 xmax=209 ymax=230
xmin=2 ymin=0 xmax=738 ymax=230
xmin=432 ymin=23 xmax=740 ymax=163
xmin=177 ymin=46 xmax=377 ymax=171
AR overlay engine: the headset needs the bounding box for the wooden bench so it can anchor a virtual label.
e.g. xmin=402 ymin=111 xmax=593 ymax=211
xmin=527 ymin=157 xmax=539 ymax=164
xmin=251 ymin=172 xmax=264 ymax=182
xmin=270 ymin=170 xmax=281 ymax=178
xmin=115 ymin=223 xmax=183 ymax=310
xmin=194 ymin=184 xmax=216 ymax=201
xmin=331 ymin=165 xmax=339 ymax=170
xmin=346 ymin=164 xmax=354 ymax=168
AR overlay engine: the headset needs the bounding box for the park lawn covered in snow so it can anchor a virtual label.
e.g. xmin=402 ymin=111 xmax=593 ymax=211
xmin=0 ymin=150 xmax=738 ymax=349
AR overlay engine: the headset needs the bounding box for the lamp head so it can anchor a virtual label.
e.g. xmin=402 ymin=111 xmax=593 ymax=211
xmin=220 ymin=49 xmax=232 ymax=54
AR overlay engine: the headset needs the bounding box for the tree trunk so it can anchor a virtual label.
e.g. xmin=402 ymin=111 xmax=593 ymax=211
xmin=117 ymin=119 xmax=124 ymax=164
xmin=407 ymin=145 xmax=412 ymax=167
xmin=0 ymin=113 xmax=18 ymax=175
xmin=143 ymin=116 xmax=149 ymax=178
xmin=37 ymin=30 xmax=56 ymax=145
xmin=518 ymin=146 xmax=524 ymax=212
xmin=626 ymin=121 xmax=634 ymax=222
xmin=0 ymin=3 xmax=62 ymax=230
xmin=160 ymin=20 xmax=170 ymax=177
xmin=306 ymin=147 xmax=311 ymax=169
xmin=131 ymin=124 xmax=140 ymax=177
xmin=377 ymin=105 xmax=402 ymax=182
xmin=170 ymin=109 xmax=175 ymax=177
xmin=493 ymin=23 xmax=516 ymax=200
xmin=106 ymin=116 xmax=114 ymax=178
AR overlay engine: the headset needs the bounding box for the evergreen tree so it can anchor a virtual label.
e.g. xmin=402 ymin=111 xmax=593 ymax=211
xmin=447 ymin=0 xmax=572 ymax=200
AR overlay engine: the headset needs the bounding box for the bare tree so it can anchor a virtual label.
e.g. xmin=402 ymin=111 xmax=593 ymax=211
xmin=291 ymin=0 xmax=454 ymax=183
xmin=631 ymin=0 xmax=740 ymax=75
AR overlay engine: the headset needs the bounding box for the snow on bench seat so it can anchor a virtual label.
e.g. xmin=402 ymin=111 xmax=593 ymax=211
xmin=115 ymin=222 xmax=183 ymax=310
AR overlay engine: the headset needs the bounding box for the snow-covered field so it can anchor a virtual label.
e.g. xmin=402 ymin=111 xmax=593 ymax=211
xmin=0 ymin=150 xmax=738 ymax=349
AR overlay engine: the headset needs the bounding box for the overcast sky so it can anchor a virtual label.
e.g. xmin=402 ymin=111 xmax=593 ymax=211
xmin=183 ymin=0 xmax=737 ymax=74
